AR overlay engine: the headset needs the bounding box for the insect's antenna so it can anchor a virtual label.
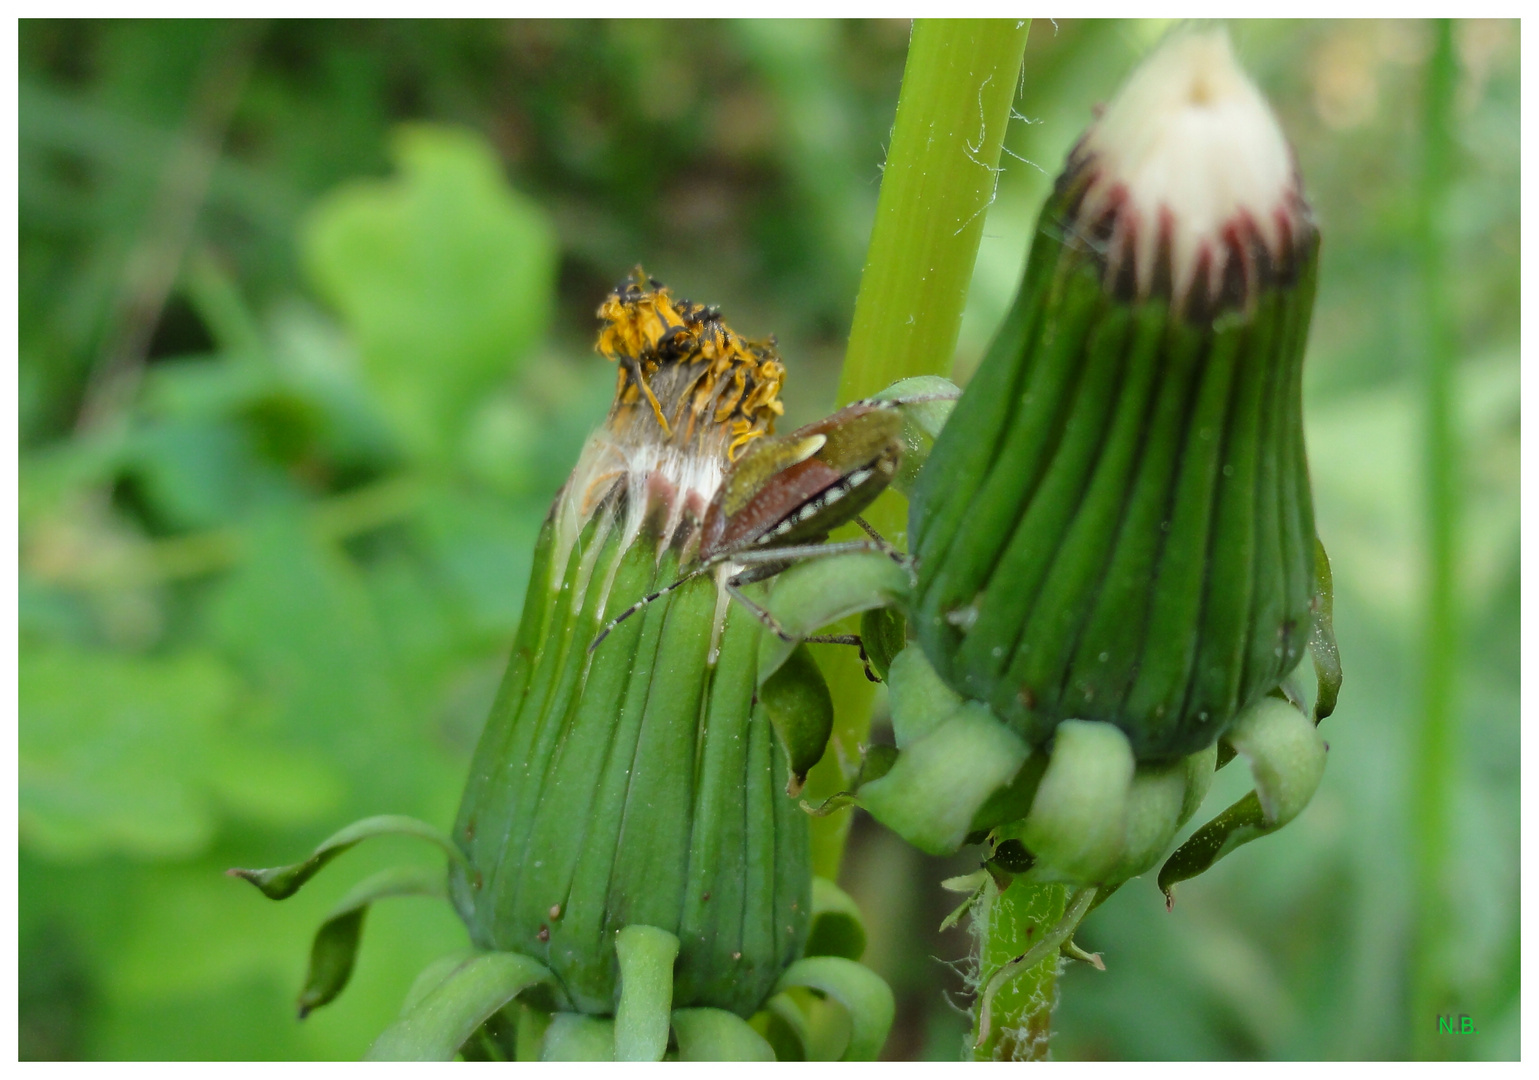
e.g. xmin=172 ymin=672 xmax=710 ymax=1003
xmin=588 ymin=563 xmax=713 ymax=653
xmin=853 ymin=389 xmax=962 ymax=410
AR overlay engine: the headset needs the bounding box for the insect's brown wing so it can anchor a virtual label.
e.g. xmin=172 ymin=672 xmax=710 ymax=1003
xmin=701 ymin=402 xmax=905 ymax=559
xmin=699 ymin=431 xmax=826 ymax=559
xmin=707 ymin=455 xmax=847 ymax=555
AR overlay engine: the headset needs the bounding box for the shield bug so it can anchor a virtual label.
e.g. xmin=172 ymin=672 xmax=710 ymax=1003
xmin=589 ymin=392 xmax=950 ymax=659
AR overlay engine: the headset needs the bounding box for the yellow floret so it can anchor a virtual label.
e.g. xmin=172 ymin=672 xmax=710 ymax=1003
xmin=596 ymin=267 xmax=784 ymax=461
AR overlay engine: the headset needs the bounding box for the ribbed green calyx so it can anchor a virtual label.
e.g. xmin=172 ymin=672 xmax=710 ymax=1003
xmin=909 ymin=31 xmax=1321 ymax=761
xmin=449 ymin=273 xmax=813 ymax=1016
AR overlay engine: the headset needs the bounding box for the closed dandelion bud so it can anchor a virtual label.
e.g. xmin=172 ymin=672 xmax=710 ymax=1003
xmin=449 ymin=270 xmax=813 ymax=1017
xmin=910 ymin=29 xmax=1321 ymax=762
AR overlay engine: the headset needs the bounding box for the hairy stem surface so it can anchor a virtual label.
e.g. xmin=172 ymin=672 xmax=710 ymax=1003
xmin=969 ymin=879 xmax=1073 ymax=1061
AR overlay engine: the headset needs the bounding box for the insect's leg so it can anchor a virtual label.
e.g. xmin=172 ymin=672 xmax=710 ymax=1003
xmin=723 ymin=559 xmax=792 ymax=588
xmin=724 ymin=578 xmax=798 ymax=642
xmin=852 ymin=515 xmax=907 ymax=564
xmin=589 ymin=563 xmax=713 ymax=653
xmin=724 ymin=571 xmax=882 ymax=683
xmin=728 ymin=539 xmax=887 ymax=567
xmin=804 ymin=634 xmax=881 ymax=683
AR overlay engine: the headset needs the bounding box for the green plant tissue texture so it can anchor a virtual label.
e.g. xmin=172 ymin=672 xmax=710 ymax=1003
xmin=17 ymin=19 xmax=1517 ymax=1062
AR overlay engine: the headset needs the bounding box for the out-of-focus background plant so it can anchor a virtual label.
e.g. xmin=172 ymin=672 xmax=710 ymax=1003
xmin=18 ymin=19 xmax=1517 ymax=1061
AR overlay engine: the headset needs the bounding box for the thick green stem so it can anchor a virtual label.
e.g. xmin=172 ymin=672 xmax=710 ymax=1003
xmin=1410 ymin=19 xmax=1460 ymax=1060
xmin=968 ymin=879 xmax=1076 ymax=1061
xmin=837 ymin=18 xmax=1033 ymax=408
xmin=806 ymin=17 xmax=1031 ymax=880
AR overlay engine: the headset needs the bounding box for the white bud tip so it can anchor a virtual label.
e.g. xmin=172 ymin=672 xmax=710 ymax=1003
xmin=1069 ymin=28 xmax=1312 ymax=315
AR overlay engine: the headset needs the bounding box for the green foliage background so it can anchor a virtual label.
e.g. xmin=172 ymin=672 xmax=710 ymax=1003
xmin=18 ymin=19 xmax=1518 ymax=1060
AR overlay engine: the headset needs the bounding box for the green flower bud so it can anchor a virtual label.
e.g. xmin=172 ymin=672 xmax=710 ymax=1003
xmin=909 ymin=29 xmax=1321 ymax=762
xmin=239 ymin=272 xmax=899 ymax=1058
xmin=832 ymin=32 xmax=1343 ymax=910
xmin=449 ymin=271 xmax=814 ymax=1016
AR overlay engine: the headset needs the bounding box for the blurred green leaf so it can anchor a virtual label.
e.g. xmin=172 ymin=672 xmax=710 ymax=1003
xmin=20 ymin=646 xmax=233 ymax=860
xmin=302 ymin=124 xmax=556 ymax=458
xmin=20 ymin=642 xmax=349 ymax=861
xmin=410 ymin=487 xmax=542 ymax=640
xmin=205 ymin=736 xmax=343 ymax=828
xmin=204 ymin=509 xmax=452 ymax=817
xmin=124 ymin=419 xmax=271 ymax=530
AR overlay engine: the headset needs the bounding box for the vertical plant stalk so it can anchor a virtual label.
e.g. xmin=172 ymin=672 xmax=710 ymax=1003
xmin=967 ymin=880 xmax=1073 ymax=1061
xmin=807 ymin=17 xmax=1031 ymax=879
xmin=1410 ymin=19 xmax=1459 ymax=1060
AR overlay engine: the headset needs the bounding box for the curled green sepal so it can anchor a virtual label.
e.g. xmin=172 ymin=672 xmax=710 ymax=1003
xmin=297 ymin=865 xmax=446 ymax=1018
xmin=613 ymin=925 xmax=679 ymax=1061
xmin=1157 ymin=696 xmax=1327 ymax=902
xmin=802 ymin=792 xmax=856 ymax=819
xmin=885 ymin=646 xmax=1041 ymax=841
xmin=365 ymin=952 xmax=554 ymax=1061
xmin=887 ymin=644 xmax=964 ymax=748
xmin=869 ymin=375 xmax=961 ymax=495
xmin=228 ymin=814 xmax=472 ymax=900
xmin=672 ymin=1008 xmax=777 ymax=1061
xmin=1309 ymin=536 xmax=1342 ymax=722
xmin=1103 ymin=742 xmax=1217 ymax=884
xmin=1061 ymin=938 xmax=1106 ymax=970
xmin=758 ymin=644 xmax=835 ymax=795
xmin=1228 ymin=695 xmax=1327 ymax=826
xmin=1104 ymin=761 xmax=1188 ymax=884
xmin=401 ymin=951 xmax=475 ymax=1014
xmin=805 ymin=877 xmax=866 ymax=961
xmin=1016 ymin=720 xmax=1134 ymax=885
xmin=858 ymin=701 xmax=1029 ymax=856
xmin=540 ymin=1014 xmax=615 ymax=1061
xmin=772 ymin=956 xmax=895 ymax=1061
xmin=757 ymin=551 xmax=913 ymax=683
xmin=754 ymin=991 xmax=812 ymax=1061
